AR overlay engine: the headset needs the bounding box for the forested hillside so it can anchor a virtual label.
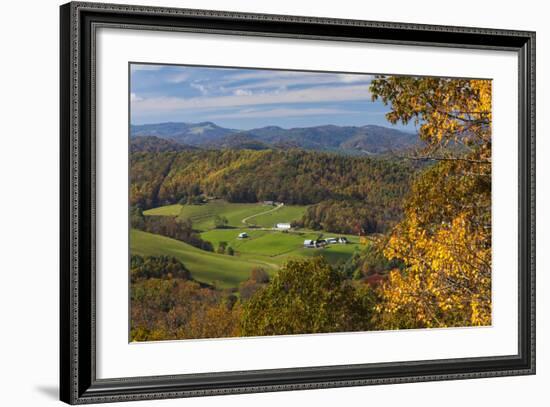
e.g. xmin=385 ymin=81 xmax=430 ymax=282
xmin=130 ymin=136 xmax=197 ymax=153
xmin=130 ymin=149 xmax=414 ymax=233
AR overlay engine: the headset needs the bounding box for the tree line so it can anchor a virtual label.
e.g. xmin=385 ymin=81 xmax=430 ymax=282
xmin=295 ymin=199 xmax=396 ymax=234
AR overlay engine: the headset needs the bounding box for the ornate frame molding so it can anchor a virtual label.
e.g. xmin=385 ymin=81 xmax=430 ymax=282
xmin=60 ymin=2 xmax=535 ymax=404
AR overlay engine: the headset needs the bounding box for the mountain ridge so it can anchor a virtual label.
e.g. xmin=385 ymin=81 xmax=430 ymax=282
xmin=130 ymin=121 xmax=419 ymax=155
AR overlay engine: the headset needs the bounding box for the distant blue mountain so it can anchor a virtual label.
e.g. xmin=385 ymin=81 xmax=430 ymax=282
xmin=130 ymin=122 xmax=235 ymax=145
xmin=130 ymin=121 xmax=419 ymax=155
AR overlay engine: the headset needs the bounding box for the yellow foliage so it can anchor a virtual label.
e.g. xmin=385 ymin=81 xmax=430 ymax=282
xmin=379 ymin=212 xmax=491 ymax=328
xmin=371 ymin=76 xmax=492 ymax=163
xmin=371 ymin=77 xmax=492 ymax=329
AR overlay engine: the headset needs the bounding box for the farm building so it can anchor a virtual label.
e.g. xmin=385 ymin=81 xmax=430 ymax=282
xmin=276 ymin=223 xmax=291 ymax=230
xmin=303 ymin=239 xmax=327 ymax=248
xmin=324 ymin=237 xmax=349 ymax=245
xmin=303 ymin=239 xmax=317 ymax=248
xmin=316 ymin=239 xmax=327 ymax=247
xmin=238 ymin=232 xmax=249 ymax=239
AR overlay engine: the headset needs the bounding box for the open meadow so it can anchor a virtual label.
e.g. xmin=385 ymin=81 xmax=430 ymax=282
xmin=132 ymin=200 xmax=361 ymax=288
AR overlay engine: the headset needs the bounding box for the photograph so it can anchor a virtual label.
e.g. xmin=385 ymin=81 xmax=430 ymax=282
xmin=128 ymin=63 xmax=492 ymax=342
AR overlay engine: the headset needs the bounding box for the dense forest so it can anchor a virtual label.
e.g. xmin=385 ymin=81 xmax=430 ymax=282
xmin=296 ymin=199 xmax=390 ymax=234
xmin=131 ymin=149 xmax=412 ymax=207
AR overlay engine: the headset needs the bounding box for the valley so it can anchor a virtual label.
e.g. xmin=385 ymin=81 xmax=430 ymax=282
xmin=132 ymin=200 xmax=361 ymax=289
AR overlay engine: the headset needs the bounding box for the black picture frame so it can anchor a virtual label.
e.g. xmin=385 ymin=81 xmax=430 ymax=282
xmin=60 ymin=2 xmax=536 ymax=404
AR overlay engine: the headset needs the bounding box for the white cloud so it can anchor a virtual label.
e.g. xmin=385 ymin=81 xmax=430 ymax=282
xmin=190 ymin=82 xmax=209 ymax=95
xmin=132 ymin=84 xmax=372 ymax=113
xmin=167 ymin=72 xmax=191 ymax=84
xmin=232 ymin=89 xmax=253 ymax=96
xmin=130 ymin=93 xmax=142 ymax=102
xmin=222 ymin=71 xmax=372 ymax=91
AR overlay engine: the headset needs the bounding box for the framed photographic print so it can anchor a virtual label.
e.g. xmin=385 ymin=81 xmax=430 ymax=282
xmin=60 ymin=1 xmax=536 ymax=404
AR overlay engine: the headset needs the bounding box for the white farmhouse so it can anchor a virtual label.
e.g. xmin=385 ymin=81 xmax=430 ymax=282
xmin=276 ymin=223 xmax=291 ymax=230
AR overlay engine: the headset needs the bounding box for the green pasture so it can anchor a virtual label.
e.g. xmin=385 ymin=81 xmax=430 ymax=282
xmin=143 ymin=200 xmax=307 ymax=231
xmin=145 ymin=201 xmax=273 ymax=230
xmin=136 ymin=201 xmax=363 ymax=288
xmin=130 ymin=229 xmax=278 ymax=288
xmin=245 ymin=205 xmax=307 ymax=228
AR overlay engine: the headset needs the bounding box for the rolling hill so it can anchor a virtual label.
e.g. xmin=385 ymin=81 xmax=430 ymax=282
xmin=130 ymin=121 xmax=419 ymax=155
xmin=205 ymin=133 xmax=271 ymax=151
xmin=130 ymin=228 xmax=277 ymax=288
xmin=239 ymin=124 xmax=418 ymax=154
xmin=130 ymin=136 xmax=197 ymax=153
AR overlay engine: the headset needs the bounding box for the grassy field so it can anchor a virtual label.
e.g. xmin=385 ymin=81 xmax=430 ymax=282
xmin=143 ymin=201 xmax=266 ymax=230
xmin=130 ymin=229 xmax=279 ymax=288
xmin=131 ymin=228 xmax=360 ymax=288
xmin=135 ymin=201 xmax=362 ymax=288
xmin=201 ymin=228 xmax=320 ymax=257
xmin=292 ymin=242 xmax=361 ymax=264
xmin=245 ymin=205 xmax=307 ymax=228
xmin=143 ymin=200 xmax=307 ymax=230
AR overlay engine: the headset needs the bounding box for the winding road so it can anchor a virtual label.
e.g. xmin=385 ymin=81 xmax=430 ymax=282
xmin=241 ymin=203 xmax=284 ymax=226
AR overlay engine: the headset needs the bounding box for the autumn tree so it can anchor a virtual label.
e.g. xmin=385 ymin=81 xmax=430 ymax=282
xmin=370 ymin=76 xmax=492 ymax=328
xmin=217 ymin=241 xmax=228 ymax=254
xmin=241 ymin=258 xmax=374 ymax=336
xmin=213 ymin=215 xmax=229 ymax=229
xmin=130 ymin=205 xmax=145 ymax=229
xmin=130 ymin=279 xmax=241 ymax=341
xmin=250 ymin=267 xmax=270 ymax=284
xmin=238 ymin=267 xmax=270 ymax=301
xmin=186 ymin=303 xmax=242 ymax=339
xmin=130 ymin=255 xmax=191 ymax=282
xmin=370 ymin=76 xmax=491 ymax=164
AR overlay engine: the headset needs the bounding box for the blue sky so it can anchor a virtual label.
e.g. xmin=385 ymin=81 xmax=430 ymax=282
xmin=130 ymin=63 xmax=415 ymax=131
